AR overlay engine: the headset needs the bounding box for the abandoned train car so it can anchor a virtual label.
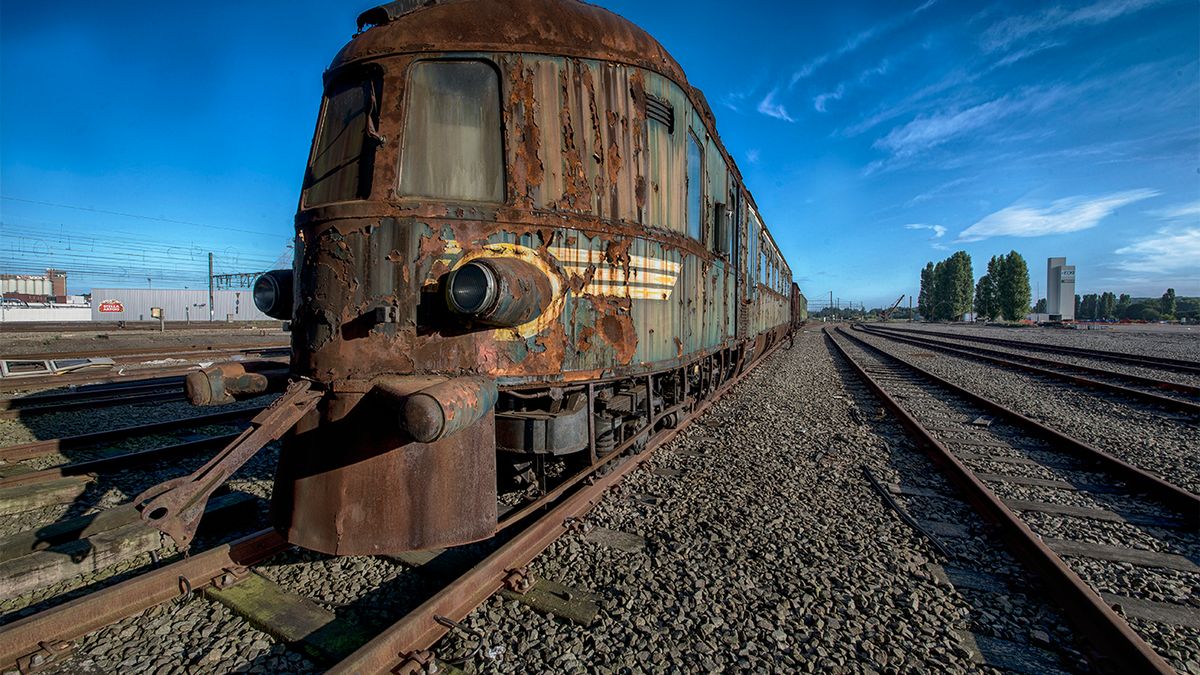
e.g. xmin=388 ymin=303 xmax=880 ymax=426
xmin=140 ymin=0 xmax=804 ymax=556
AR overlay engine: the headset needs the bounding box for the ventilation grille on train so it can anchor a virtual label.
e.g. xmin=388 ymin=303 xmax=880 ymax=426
xmin=646 ymin=95 xmax=674 ymax=133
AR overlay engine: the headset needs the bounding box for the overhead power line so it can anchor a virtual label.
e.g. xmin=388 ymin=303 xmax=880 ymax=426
xmin=1 ymin=195 xmax=284 ymax=237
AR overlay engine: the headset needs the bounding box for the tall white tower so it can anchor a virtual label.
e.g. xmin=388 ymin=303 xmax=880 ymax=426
xmin=1047 ymin=257 xmax=1076 ymax=321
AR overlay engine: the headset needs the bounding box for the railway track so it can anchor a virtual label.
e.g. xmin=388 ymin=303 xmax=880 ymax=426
xmin=827 ymin=326 xmax=1199 ymax=674
xmin=854 ymin=324 xmax=1200 ymax=416
xmin=0 ymin=345 xmax=289 ymax=395
xmin=0 ymin=341 xmax=783 ymax=673
xmin=870 ymin=325 xmax=1200 ymax=376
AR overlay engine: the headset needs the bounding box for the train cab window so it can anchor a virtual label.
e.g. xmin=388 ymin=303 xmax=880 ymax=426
xmin=303 ymin=72 xmax=383 ymax=207
xmin=400 ymin=61 xmax=503 ymax=202
xmin=686 ymin=133 xmax=703 ymax=241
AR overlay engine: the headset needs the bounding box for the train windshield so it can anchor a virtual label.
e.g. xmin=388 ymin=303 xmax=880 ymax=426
xmin=303 ymin=74 xmax=383 ymax=207
xmin=400 ymin=61 xmax=503 ymax=202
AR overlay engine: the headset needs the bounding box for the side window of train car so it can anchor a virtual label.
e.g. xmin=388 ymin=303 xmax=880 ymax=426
xmin=303 ymin=69 xmax=383 ymax=207
xmin=686 ymin=132 xmax=703 ymax=241
xmin=400 ymin=61 xmax=503 ymax=202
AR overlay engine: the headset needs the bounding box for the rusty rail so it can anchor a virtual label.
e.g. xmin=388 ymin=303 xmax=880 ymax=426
xmin=826 ymin=326 xmax=1180 ymax=674
xmin=327 ymin=340 xmax=784 ymax=674
xmin=0 ymin=530 xmax=290 ymax=670
xmin=869 ymin=324 xmax=1200 ymax=375
xmin=0 ymin=406 xmax=267 ymax=462
xmin=0 ymin=389 xmax=184 ymax=420
xmin=855 ymin=324 xmax=1200 ymax=415
xmin=840 ymin=327 xmax=1199 ymax=518
xmin=0 ymin=433 xmax=241 ymax=489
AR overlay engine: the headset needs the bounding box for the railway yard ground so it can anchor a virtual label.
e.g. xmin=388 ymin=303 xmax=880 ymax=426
xmin=0 ymin=323 xmax=1196 ymax=674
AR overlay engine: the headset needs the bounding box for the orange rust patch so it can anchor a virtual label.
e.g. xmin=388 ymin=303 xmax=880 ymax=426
xmin=578 ymin=326 xmax=595 ymax=352
xmin=604 ymin=238 xmax=633 ymax=277
xmin=506 ymin=57 xmax=544 ymax=208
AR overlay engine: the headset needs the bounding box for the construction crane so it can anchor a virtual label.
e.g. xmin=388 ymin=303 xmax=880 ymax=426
xmin=879 ymin=294 xmax=906 ymax=321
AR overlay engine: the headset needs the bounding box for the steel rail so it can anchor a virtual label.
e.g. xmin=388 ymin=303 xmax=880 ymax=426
xmin=0 ymin=344 xmax=289 ymax=363
xmin=0 ymin=529 xmax=290 ymax=670
xmin=836 ymin=327 xmax=1198 ymax=519
xmin=855 ymin=324 xmax=1200 ymax=415
xmin=825 ymin=327 xmax=1177 ymax=675
xmin=0 ymin=433 xmax=242 ymax=489
xmin=327 ymin=340 xmax=785 ymax=675
xmin=870 ymin=324 xmax=1200 ymax=374
xmin=0 ymin=390 xmax=185 ymax=420
xmin=0 ymin=406 xmax=267 ymax=461
xmin=0 ymin=355 xmax=289 ymax=395
xmin=0 ymin=380 xmax=183 ymax=410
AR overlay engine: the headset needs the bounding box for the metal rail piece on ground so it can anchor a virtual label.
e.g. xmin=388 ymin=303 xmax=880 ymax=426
xmin=0 ymin=530 xmax=289 ymax=671
xmin=134 ymin=380 xmax=323 ymax=551
xmin=825 ymin=326 xmax=1180 ymax=675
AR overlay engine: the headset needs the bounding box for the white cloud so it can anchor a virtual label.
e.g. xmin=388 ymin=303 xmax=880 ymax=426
xmin=1147 ymin=200 xmax=1200 ymax=221
xmin=814 ymin=86 xmax=845 ymax=113
xmin=905 ymin=176 xmax=974 ymax=207
xmin=814 ymin=58 xmax=892 ymax=113
xmin=745 ymin=149 xmax=761 ymax=164
xmin=993 ymin=40 xmax=1064 ymax=67
xmin=871 ymin=85 xmax=1072 ymax=162
xmin=875 ymin=98 xmax=1012 ymax=158
xmin=1114 ymin=226 xmax=1200 ymax=273
xmin=905 ymin=223 xmax=948 ymax=238
xmin=757 ymin=89 xmax=795 ymax=122
xmin=958 ymin=189 xmax=1160 ymax=242
xmin=982 ymin=0 xmax=1170 ymax=53
xmin=791 ymin=0 xmax=937 ymax=84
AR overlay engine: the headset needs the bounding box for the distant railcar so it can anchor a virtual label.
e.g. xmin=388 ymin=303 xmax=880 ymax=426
xmin=139 ymin=0 xmax=803 ymax=556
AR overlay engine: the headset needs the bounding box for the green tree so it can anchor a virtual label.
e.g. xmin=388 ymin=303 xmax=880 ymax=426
xmin=1117 ymin=293 xmax=1132 ymax=318
xmin=1034 ymin=298 xmax=1047 ymax=313
xmin=1074 ymin=294 xmax=1082 ymax=318
xmin=918 ymin=263 xmax=935 ymax=319
xmin=1080 ymin=293 xmax=1099 ymax=320
xmin=923 ymin=252 xmax=974 ymax=321
xmin=1099 ymin=292 xmax=1116 ymax=320
xmin=1161 ymin=288 xmax=1177 ymax=319
xmin=995 ymin=251 xmax=1031 ymax=321
xmin=974 ymin=274 xmax=996 ymax=319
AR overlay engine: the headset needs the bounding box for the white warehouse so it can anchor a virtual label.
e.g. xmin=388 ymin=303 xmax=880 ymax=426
xmin=89 ymin=289 xmax=276 ymax=322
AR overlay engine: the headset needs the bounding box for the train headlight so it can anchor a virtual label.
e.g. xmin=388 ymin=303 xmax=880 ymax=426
xmin=253 ymin=269 xmax=294 ymax=320
xmin=445 ymin=258 xmax=551 ymax=328
xmin=446 ymin=261 xmax=498 ymax=316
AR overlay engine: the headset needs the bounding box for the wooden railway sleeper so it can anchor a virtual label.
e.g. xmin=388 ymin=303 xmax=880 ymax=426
xmin=133 ymin=380 xmax=323 ymax=552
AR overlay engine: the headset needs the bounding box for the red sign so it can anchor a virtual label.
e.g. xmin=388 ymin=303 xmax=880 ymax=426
xmin=98 ymin=299 xmax=124 ymax=313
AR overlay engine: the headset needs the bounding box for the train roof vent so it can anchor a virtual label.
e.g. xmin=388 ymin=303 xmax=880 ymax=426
xmin=357 ymin=0 xmax=441 ymax=32
xmin=646 ymin=95 xmax=674 ymax=134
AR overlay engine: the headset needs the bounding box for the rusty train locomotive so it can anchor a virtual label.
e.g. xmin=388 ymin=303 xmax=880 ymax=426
xmin=137 ymin=0 xmax=807 ymax=556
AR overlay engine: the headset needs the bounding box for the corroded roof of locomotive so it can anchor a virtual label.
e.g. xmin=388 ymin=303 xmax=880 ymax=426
xmin=337 ymin=0 xmax=688 ymax=88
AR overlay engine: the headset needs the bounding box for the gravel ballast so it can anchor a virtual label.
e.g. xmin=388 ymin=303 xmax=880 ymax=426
xmin=14 ymin=326 xmax=1196 ymax=672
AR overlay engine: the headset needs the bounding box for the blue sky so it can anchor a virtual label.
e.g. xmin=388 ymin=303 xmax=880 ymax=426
xmin=1 ymin=0 xmax=1197 ymax=306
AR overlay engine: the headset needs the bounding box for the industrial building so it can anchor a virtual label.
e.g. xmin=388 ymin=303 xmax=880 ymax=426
xmin=1046 ymin=257 xmax=1076 ymax=321
xmin=1 ymin=269 xmax=68 ymax=303
xmin=89 ymin=288 xmax=276 ymax=322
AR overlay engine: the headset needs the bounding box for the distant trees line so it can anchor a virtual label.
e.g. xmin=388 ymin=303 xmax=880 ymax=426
xmin=917 ymin=250 xmax=1031 ymax=321
xmin=1074 ymin=288 xmax=1197 ymax=322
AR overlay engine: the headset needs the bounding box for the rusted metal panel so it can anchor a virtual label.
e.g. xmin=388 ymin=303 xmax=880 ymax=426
xmin=273 ymin=390 xmax=498 ymax=555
